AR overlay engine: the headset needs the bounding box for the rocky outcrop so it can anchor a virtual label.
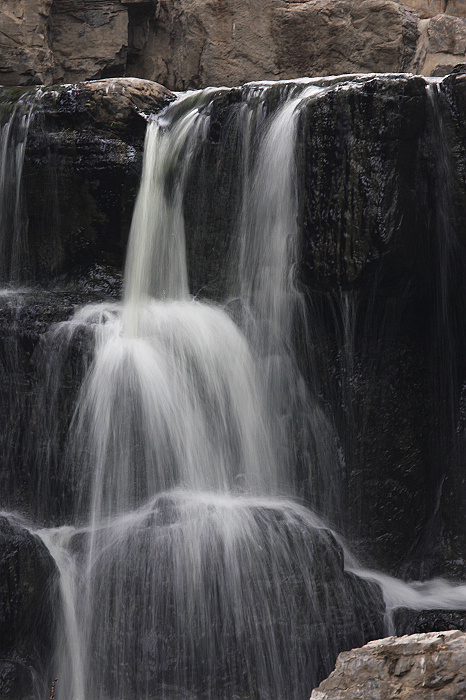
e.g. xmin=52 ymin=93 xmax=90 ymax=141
xmin=0 ymin=515 xmax=58 ymax=699
xmin=411 ymin=13 xmax=466 ymax=76
xmin=48 ymin=0 xmax=129 ymax=84
xmin=311 ymin=631 xmax=466 ymax=699
xmin=131 ymin=0 xmax=421 ymax=88
xmin=20 ymin=78 xmax=174 ymax=287
xmin=0 ymin=1 xmax=466 ymax=88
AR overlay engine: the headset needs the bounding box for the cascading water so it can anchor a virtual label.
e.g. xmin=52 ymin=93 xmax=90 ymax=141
xmin=1 ymin=74 xmax=466 ymax=700
xmin=0 ymin=87 xmax=41 ymax=284
xmin=38 ymin=82 xmax=385 ymax=700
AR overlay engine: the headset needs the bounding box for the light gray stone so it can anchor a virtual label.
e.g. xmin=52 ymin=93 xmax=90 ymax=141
xmin=310 ymin=630 xmax=466 ymax=699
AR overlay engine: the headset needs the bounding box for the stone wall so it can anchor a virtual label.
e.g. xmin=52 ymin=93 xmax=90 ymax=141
xmin=0 ymin=0 xmax=465 ymax=88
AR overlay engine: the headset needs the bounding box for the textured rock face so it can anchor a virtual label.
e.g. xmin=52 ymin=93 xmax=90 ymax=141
xmin=0 ymin=0 xmax=53 ymax=85
xmin=0 ymin=515 xmax=58 ymax=698
xmin=271 ymin=0 xmax=418 ymax=80
xmin=412 ymin=13 xmax=466 ymax=76
xmin=21 ymin=78 xmax=174 ymax=286
xmin=0 ymin=0 xmax=466 ymax=89
xmin=398 ymin=1 xmax=466 ymax=19
xmin=49 ymin=0 xmax=129 ymax=83
xmin=135 ymin=0 xmax=420 ymax=89
xmin=310 ymin=631 xmax=466 ymax=699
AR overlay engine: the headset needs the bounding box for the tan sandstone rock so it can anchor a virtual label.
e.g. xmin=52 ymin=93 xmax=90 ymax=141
xmin=130 ymin=0 xmax=420 ymax=89
xmin=411 ymin=13 xmax=466 ymax=75
xmin=0 ymin=0 xmax=53 ymax=85
xmin=48 ymin=0 xmax=129 ymax=83
xmin=396 ymin=1 xmax=466 ymax=19
xmin=0 ymin=0 xmax=465 ymax=88
xmin=310 ymin=630 xmax=466 ymax=699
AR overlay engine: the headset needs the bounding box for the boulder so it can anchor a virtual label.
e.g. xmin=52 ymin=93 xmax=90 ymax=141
xmin=310 ymin=630 xmax=466 ymax=698
xmin=76 ymin=493 xmax=385 ymax=697
xmin=0 ymin=515 xmax=59 ymax=698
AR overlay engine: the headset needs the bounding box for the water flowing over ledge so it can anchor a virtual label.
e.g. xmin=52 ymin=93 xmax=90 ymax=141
xmin=1 ymin=72 xmax=466 ymax=699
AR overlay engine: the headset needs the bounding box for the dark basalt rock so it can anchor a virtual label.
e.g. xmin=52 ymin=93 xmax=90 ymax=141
xmin=16 ymin=78 xmax=175 ymax=288
xmin=292 ymin=73 xmax=466 ymax=576
xmin=299 ymin=74 xmax=428 ymax=290
xmin=2 ymin=71 xmax=466 ymax=577
xmin=394 ymin=607 xmax=466 ymax=635
xmin=0 ymin=515 xmax=58 ymax=699
xmin=0 ymin=288 xmax=119 ymax=523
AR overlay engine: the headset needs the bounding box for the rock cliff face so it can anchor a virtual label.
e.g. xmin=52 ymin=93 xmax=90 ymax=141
xmin=0 ymin=0 xmax=465 ymax=89
xmin=310 ymin=630 xmax=466 ymax=699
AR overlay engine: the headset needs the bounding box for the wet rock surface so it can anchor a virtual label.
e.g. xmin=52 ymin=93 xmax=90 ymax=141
xmin=0 ymin=289 xmax=114 ymax=521
xmin=78 ymin=494 xmax=385 ymax=697
xmin=0 ymin=515 xmax=58 ymax=699
xmin=18 ymin=78 xmax=174 ymax=286
xmin=310 ymin=630 xmax=466 ymax=699
xmin=292 ymin=72 xmax=466 ymax=576
xmin=394 ymin=607 xmax=466 ymax=635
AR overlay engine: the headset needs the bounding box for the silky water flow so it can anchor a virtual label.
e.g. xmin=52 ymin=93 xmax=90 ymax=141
xmin=2 ymin=78 xmax=466 ymax=700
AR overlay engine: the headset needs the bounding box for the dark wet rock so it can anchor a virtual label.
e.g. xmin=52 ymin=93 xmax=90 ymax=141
xmin=299 ymin=74 xmax=428 ymax=290
xmin=0 ymin=515 xmax=58 ymax=699
xmin=18 ymin=78 xmax=174 ymax=287
xmin=394 ymin=607 xmax=466 ymax=635
xmin=291 ymin=72 xmax=466 ymax=576
xmin=0 ymin=289 xmax=115 ymax=522
xmin=83 ymin=494 xmax=385 ymax=697
xmin=0 ymin=660 xmax=35 ymax=700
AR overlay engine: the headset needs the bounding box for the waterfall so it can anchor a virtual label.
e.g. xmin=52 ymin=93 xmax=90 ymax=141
xmin=1 ymin=75 xmax=466 ymax=700
xmin=40 ymin=81 xmax=382 ymax=700
xmin=0 ymin=88 xmax=40 ymax=283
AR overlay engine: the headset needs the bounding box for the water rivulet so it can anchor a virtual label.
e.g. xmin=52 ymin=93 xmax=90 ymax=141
xmin=1 ymin=74 xmax=466 ymax=699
